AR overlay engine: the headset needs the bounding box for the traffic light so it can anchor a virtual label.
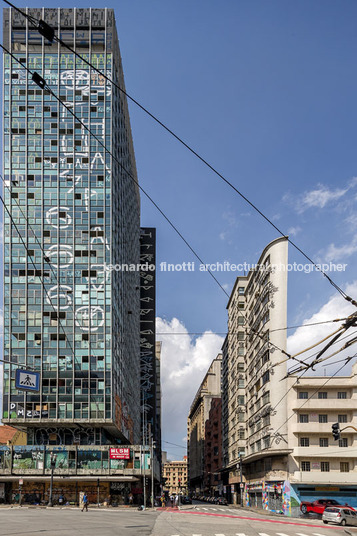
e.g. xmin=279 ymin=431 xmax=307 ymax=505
xmin=332 ymin=422 xmax=341 ymax=441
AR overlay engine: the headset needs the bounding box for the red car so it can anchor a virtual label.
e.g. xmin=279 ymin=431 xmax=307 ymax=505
xmin=300 ymin=499 xmax=354 ymax=515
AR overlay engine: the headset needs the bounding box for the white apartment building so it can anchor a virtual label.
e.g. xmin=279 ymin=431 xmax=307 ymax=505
xmin=222 ymin=236 xmax=289 ymax=507
xmin=222 ymin=236 xmax=357 ymax=515
xmin=287 ymin=364 xmax=357 ymax=515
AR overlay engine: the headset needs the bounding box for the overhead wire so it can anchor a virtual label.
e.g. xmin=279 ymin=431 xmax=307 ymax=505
xmin=267 ymin=354 xmax=356 ymax=448
xmin=0 ymin=42 xmax=296 ymax=367
xmin=3 ymin=0 xmax=356 ymax=308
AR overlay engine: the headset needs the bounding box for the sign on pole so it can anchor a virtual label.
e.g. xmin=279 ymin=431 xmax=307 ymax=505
xmin=109 ymin=448 xmax=130 ymax=460
xmin=15 ymin=369 xmax=40 ymax=392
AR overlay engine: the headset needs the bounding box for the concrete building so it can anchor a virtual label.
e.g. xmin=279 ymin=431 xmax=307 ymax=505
xmin=204 ymin=397 xmax=222 ymax=496
xmin=187 ymin=354 xmax=222 ymax=493
xmin=222 ymin=237 xmax=289 ymax=506
xmin=163 ymin=457 xmax=188 ymax=496
xmin=286 ymin=363 xmax=357 ymax=514
xmin=1 ymin=7 xmax=162 ymax=504
xmin=3 ymin=6 xmax=141 ymax=445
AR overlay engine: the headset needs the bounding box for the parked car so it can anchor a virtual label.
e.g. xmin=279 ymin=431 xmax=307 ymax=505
xmin=215 ymin=496 xmax=228 ymax=506
xmin=322 ymin=507 xmax=357 ymax=526
xmin=300 ymin=499 xmax=354 ymax=515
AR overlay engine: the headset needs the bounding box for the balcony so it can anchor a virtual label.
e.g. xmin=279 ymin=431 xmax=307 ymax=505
xmin=293 ymin=399 xmax=356 ymax=410
xmin=291 ymin=423 xmax=356 ymax=434
xmin=291 ymin=471 xmax=357 ymax=484
xmin=292 ymin=447 xmax=353 ymax=458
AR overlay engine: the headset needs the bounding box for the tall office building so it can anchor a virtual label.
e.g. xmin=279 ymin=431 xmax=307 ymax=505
xmin=2 ymin=8 xmax=141 ymax=445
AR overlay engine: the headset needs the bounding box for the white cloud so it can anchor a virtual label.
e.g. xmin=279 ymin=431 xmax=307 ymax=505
xmin=157 ymin=317 xmax=224 ymax=459
xmin=219 ymin=232 xmax=227 ymax=241
xmin=287 ymin=281 xmax=357 ymax=375
xmin=287 ymin=226 xmax=301 ymax=237
xmin=322 ymin=236 xmax=357 ymax=262
xmin=284 ymin=177 xmax=357 ymax=214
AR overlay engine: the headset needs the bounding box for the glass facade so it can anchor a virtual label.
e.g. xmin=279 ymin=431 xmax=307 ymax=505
xmin=2 ymin=8 xmax=141 ymax=445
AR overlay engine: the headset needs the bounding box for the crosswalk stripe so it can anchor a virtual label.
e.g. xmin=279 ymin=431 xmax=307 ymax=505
xmin=259 ymin=533 xmax=270 ymax=536
xmin=296 ymin=533 xmax=310 ymax=536
xmin=219 ymin=508 xmax=226 ymax=511
xmin=211 ymin=508 xmax=217 ymax=511
xmin=313 ymin=533 xmax=328 ymax=536
xmin=236 ymin=533 xmax=247 ymax=536
xmin=276 ymin=533 xmax=290 ymax=536
xmin=215 ymin=534 xmax=226 ymax=536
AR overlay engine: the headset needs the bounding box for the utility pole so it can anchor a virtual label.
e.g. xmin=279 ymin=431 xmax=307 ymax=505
xmin=151 ymin=437 xmax=156 ymax=508
xmin=97 ymin=478 xmax=100 ymax=507
xmin=238 ymin=452 xmax=243 ymax=506
xmin=48 ymin=452 xmax=57 ymax=507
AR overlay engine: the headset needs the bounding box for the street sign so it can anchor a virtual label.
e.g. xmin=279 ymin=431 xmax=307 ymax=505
xmin=109 ymin=448 xmax=130 ymax=460
xmin=15 ymin=369 xmax=40 ymax=392
xmin=240 ymin=483 xmax=244 ymax=488
xmin=19 ymin=479 xmax=23 ymax=486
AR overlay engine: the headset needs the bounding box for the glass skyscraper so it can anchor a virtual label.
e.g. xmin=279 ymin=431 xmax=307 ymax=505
xmin=2 ymin=8 xmax=141 ymax=446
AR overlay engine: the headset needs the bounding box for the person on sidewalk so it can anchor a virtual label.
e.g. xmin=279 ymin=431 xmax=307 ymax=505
xmin=82 ymin=492 xmax=88 ymax=512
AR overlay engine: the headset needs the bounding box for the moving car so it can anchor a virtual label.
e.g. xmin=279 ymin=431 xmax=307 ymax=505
xmin=322 ymin=507 xmax=357 ymax=526
xmin=300 ymin=499 xmax=353 ymax=515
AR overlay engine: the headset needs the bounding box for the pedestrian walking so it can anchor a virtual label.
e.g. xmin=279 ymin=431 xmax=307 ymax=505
xmin=82 ymin=492 xmax=88 ymax=512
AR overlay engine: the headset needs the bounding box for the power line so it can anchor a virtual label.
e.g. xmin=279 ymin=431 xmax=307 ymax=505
xmin=4 ymin=1 xmax=356 ymax=308
xmin=0 ymin=43 xmax=294 ymax=367
xmin=162 ymin=440 xmax=187 ymax=450
xmin=268 ymin=354 xmax=356 ymax=448
xmin=154 ymin=317 xmax=350 ymax=336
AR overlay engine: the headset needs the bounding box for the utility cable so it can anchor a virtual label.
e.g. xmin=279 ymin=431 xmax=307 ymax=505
xmin=267 ymin=354 xmax=356 ymax=448
xmin=0 ymin=43 xmax=294 ymax=366
xmin=3 ymin=0 xmax=356 ymax=308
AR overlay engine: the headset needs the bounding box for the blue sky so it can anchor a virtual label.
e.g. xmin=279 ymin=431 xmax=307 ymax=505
xmin=2 ymin=1 xmax=357 ymax=460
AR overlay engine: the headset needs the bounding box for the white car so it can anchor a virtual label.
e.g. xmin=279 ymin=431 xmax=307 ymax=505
xmin=322 ymin=507 xmax=357 ymax=526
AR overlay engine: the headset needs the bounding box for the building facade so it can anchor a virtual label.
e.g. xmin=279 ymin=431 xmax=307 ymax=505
xmin=222 ymin=237 xmax=289 ymax=507
xmin=286 ymin=363 xmax=357 ymax=515
xmin=3 ymin=7 xmax=141 ymax=445
xmin=187 ymin=354 xmax=222 ymax=493
xmin=204 ymin=397 xmax=222 ymax=496
xmin=163 ymin=457 xmax=188 ymax=496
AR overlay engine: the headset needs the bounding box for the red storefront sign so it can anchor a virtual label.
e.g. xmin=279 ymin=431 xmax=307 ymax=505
xmin=109 ymin=448 xmax=130 ymax=460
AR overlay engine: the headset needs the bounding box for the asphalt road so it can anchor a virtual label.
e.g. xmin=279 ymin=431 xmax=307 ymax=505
xmin=0 ymin=505 xmax=353 ymax=536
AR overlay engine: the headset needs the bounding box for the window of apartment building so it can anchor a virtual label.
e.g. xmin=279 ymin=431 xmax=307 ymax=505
xmin=340 ymin=462 xmax=349 ymax=472
xmin=238 ymin=317 xmax=245 ymax=326
xmin=237 ymin=362 xmax=244 ymax=371
xmin=321 ymin=462 xmax=330 ymax=472
xmin=237 ymin=332 xmax=244 ymax=341
xmin=339 ymin=438 xmax=348 ymax=447
xmin=238 ymin=412 xmax=245 ymax=422
xmin=262 ymin=391 xmax=270 ymax=405
xmin=318 ymin=414 xmax=328 ymax=423
xmin=319 ymin=438 xmax=329 ymax=447
xmin=299 ymin=392 xmax=308 ymax=399
xmin=238 ymin=379 xmax=245 ymax=389
xmin=299 ymin=414 xmax=309 ymax=423
xmin=239 ymin=428 xmax=245 ymax=440
xmin=263 ymin=435 xmax=270 ymax=449
xmin=238 ymin=395 xmax=245 ymax=405
xmin=238 ymin=345 xmax=245 ymax=356
xmin=338 ymin=392 xmax=347 ymax=399
xmin=318 ymin=392 xmax=327 ymax=399
xmin=262 ymin=371 xmax=270 ymax=385
xmin=300 ymin=437 xmax=309 ymax=447
xmin=238 ymin=287 xmax=245 ymax=295
xmin=338 ymin=414 xmax=348 ymax=423
xmin=301 ymin=461 xmax=310 ymax=471
xmin=256 ymin=440 xmax=261 ymax=451
xmin=238 ymin=302 xmax=245 ymax=309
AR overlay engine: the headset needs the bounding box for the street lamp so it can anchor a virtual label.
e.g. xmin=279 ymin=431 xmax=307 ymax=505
xmin=151 ymin=439 xmax=156 ymax=508
xmin=48 ymin=452 xmax=57 ymax=507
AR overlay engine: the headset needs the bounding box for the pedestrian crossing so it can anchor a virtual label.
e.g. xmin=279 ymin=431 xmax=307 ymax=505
xmin=167 ymin=533 xmax=334 ymax=536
